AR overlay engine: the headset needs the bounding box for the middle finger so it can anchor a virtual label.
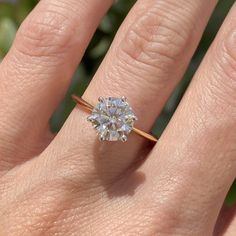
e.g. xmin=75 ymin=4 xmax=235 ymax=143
xmin=0 ymin=0 xmax=112 ymax=171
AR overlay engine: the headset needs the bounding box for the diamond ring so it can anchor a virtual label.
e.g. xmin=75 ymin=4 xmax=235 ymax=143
xmin=72 ymin=95 xmax=158 ymax=143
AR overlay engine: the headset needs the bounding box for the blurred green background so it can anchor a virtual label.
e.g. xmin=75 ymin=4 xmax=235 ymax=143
xmin=0 ymin=0 xmax=236 ymax=204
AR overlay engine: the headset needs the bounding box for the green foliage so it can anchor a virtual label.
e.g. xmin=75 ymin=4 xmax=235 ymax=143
xmin=0 ymin=17 xmax=16 ymax=56
xmin=0 ymin=0 xmax=235 ymax=203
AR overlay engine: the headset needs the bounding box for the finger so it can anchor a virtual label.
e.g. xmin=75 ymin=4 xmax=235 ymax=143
xmin=44 ymin=0 xmax=217 ymax=180
xmin=139 ymin=3 xmax=236 ymax=235
xmin=0 ymin=0 xmax=112 ymax=170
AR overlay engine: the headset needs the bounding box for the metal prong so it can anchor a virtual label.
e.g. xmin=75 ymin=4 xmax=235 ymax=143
xmin=133 ymin=115 xmax=138 ymax=121
xmin=121 ymin=134 xmax=128 ymax=142
xmin=87 ymin=116 xmax=94 ymax=122
xmin=99 ymin=134 xmax=106 ymax=141
xmin=92 ymin=123 xmax=99 ymax=129
xmin=98 ymin=97 xmax=104 ymax=102
xmin=121 ymin=96 xmax=127 ymax=102
xmin=126 ymin=115 xmax=138 ymax=122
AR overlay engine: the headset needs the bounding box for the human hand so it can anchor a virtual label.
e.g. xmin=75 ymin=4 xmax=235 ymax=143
xmin=1 ymin=0 xmax=236 ymax=235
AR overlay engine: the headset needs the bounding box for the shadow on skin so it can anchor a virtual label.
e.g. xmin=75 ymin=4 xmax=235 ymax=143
xmin=214 ymin=204 xmax=236 ymax=236
xmin=106 ymin=170 xmax=146 ymax=197
xmin=92 ymin=134 xmax=154 ymax=198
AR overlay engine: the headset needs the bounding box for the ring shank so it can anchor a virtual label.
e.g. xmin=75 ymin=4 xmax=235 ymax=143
xmin=72 ymin=95 xmax=158 ymax=143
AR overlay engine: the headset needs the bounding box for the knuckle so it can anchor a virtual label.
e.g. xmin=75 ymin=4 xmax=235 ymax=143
xmin=141 ymin=177 xmax=210 ymax=235
xmin=101 ymin=4 xmax=197 ymax=102
xmin=107 ymin=5 xmax=197 ymax=97
xmin=218 ymin=30 xmax=236 ymax=82
xmin=15 ymin=6 xmax=76 ymax=58
xmin=208 ymin=29 xmax=236 ymax=110
xmin=134 ymin=203 xmax=200 ymax=235
xmin=119 ymin=8 xmax=193 ymax=77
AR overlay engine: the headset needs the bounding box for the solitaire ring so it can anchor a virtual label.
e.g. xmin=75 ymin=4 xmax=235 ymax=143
xmin=72 ymin=95 xmax=158 ymax=143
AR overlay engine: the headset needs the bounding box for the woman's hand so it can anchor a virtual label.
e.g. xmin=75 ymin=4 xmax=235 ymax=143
xmin=1 ymin=0 xmax=236 ymax=235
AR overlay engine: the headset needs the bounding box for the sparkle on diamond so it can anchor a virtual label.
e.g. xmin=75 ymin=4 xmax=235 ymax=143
xmin=87 ymin=97 xmax=137 ymax=141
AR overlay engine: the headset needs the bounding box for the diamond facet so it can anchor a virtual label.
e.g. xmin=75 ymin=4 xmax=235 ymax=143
xmin=87 ymin=97 xmax=137 ymax=141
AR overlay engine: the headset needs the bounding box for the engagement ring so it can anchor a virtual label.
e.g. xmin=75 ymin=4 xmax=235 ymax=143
xmin=72 ymin=95 xmax=158 ymax=143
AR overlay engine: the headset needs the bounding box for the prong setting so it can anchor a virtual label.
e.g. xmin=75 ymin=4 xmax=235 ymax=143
xmin=98 ymin=97 xmax=104 ymax=102
xmin=87 ymin=97 xmax=137 ymax=142
xmin=99 ymin=134 xmax=106 ymax=141
xmin=120 ymin=135 xmax=128 ymax=142
xmin=121 ymin=96 xmax=127 ymax=102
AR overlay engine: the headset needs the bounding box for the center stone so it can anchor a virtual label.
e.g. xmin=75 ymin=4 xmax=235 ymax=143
xmin=87 ymin=97 xmax=137 ymax=142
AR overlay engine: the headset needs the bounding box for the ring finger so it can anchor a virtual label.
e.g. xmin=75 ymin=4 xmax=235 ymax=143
xmin=42 ymin=0 xmax=217 ymax=181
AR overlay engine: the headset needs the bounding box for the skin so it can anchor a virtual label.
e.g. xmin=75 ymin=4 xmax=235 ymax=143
xmin=0 ymin=0 xmax=236 ymax=235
